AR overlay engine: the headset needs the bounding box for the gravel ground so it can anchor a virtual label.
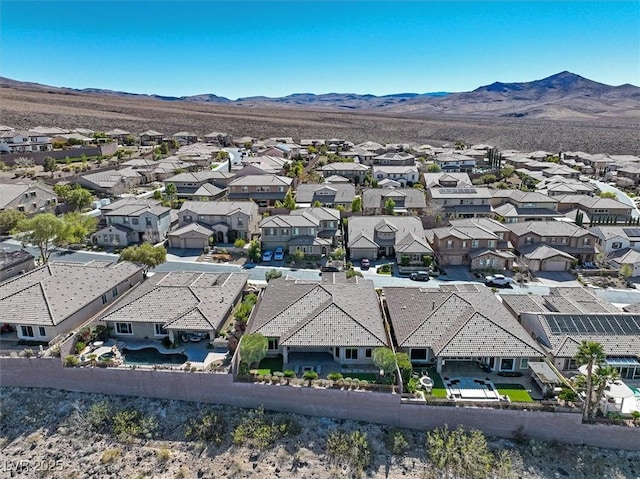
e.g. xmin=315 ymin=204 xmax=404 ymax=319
xmin=1 ymin=387 xmax=639 ymax=479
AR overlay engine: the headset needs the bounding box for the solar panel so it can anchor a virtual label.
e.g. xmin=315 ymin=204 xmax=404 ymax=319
xmin=622 ymin=228 xmax=640 ymax=237
xmin=544 ymin=314 xmax=640 ymax=335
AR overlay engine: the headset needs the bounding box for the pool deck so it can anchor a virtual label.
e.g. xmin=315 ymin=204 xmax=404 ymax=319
xmin=444 ymin=377 xmax=503 ymax=402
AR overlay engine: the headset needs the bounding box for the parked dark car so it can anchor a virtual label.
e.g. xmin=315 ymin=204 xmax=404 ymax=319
xmin=321 ymin=265 xmax=341 ymax=272
xmin=360 ymin=258 xmax=370 ymax=270
xmin=410 ymin=271 xmax=430 ymax=281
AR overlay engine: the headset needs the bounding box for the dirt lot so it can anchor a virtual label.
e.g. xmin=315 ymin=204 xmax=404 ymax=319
xmin=1 ymin=87 xmax=639 ymax=154
xmin=1 ymin=387 xmax=639 ymax=479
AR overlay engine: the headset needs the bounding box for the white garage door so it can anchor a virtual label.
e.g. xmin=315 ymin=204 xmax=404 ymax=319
xmin=448 ymin=255 xmax=463 ymax=266
xmin=544 ymin=260 xmax=568 ymax=271
xmin=184 ymin=237 xmax=207 ymax=249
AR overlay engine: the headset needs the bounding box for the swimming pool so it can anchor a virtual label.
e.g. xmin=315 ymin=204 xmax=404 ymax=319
xmin=122 ymin=347 xmax=187 ymax=365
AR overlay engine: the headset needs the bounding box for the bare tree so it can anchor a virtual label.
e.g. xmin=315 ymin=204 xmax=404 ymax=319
xmin=14 ymin=157 xmax=34 ymax=168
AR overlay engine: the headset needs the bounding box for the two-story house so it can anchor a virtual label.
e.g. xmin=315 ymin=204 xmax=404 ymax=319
xmin=204 ymin=131 xmax=233 ymax=147
xmin=92 ymin=199 xmax=171 ymax=246
xmin=172 ymin=131 xmax=198 ymax=145
xmin=139 ymin=130 xmax=164 ymax=145
xmin=505 ymin=221 xmax=598 ymax=270
xmin=227 ymin=175 xmax=293 ymax=208
xmin=365 ymin=152 xmax=416 ymax=167
xmin=105 ymin=128 xmax=131 ymax=144
xmin=318 ymin=162 xmax=370 ymax=183
xmin=536 ymin=176 xmax=598 ymax=197
xmin=175 ymin=200 xmax=260 ymax=245
xmin=428 ymin=186 xmax=492 ymax=219
xmin=294 ymin=183 xmax=355 ymax=209
xmin=491 ymin=190 xmax=563 ymax=223
xmin=425 ymin=218 xmax=515 ymax=270
xmin=422 ymin=172 xmax=472 ymax=189
xmin=0 ymin=131 xmax=32 ymax=153
xmin=361 ymin=188 xmax=426 ymax=215
xmin=372 ymin=165 xmax=419 ymax=187
xmin=260 ymin=207 xmax=341 ymax=255
xmin=590 ymin=225 xmax=640 ymax=254
xmin=347 ymin=215 xmax=433 ymax=263
xmin=433 ymin=154 xmax=476 ymax=173
xmin=555 ymin=195 xmax=633 ymax=224
xmin=0 ymin=183 xmax=58 ymax=218
xmin=163 ymin=171 xmax=233 ymax=201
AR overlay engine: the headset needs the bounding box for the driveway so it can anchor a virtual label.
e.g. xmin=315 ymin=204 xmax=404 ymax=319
xmin=532 ymin=271 xmax=581 ymax=287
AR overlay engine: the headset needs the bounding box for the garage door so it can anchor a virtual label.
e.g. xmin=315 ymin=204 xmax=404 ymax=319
xmin=184 ymin=237 xmax=207 ymax=249
xmin=448 ymin=255 xmax=463 ymax=266
xmin=544 ymin=260 xmax=568 ymax=271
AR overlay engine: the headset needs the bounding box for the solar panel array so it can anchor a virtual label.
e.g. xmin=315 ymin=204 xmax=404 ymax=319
xmin=545 ymin=314 xmax=640 ymax=335
xmin=440 ymin=188 xmax=478 ymax=195
xmin=622 ymin=228 xmax=640 ymax=237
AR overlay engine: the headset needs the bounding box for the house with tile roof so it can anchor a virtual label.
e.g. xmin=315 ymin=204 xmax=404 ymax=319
xmin=505 ymin=221 xmax=598 ymax=269
xmin=76 ymin=168 xmax=143 ymax=196
xmin=384 ymin=284 xmax=545 ymax=373
xmin=427 ymin=186 xmax=493 ymax=219
xmin=163 ymin=170 xmax=236 ymax=194
xmin=490 ymin=190 xmax=562 ymax=223
xmin=425 ymin=218 xmax=515 ymax=269
xmin=247 ymin=274 xmax=389 ymax=367
xmin=536 ymin=176 xmax=598 ymax=197
xmin=318 ymin=162 xmax=370 ymax=183
xmin=139 ymin=130 xmax=164 ymax=145
xmin=98 ymin=271 xmax=249 ymax=344
xmin=91 ymin=199 xmax=171 ymax=246
xmin=294 ymin=183 xmax=355 ymax=209
xmin=421 ymin=172 xmax=472 ymax=189
xmin=361 ymin=188 xmax=427 ymax=215
xmin=501 ymin=287 xmax=640 ymax=379
xmin=433 ymin=154 xmax=476 ymax=173
xmin=590 ymin=225 xmax=640 ymax=254
xmin=227 ymin=174 xmax=293 ymax=208
xmin=366 ymin=152 xmax=416 ymax=167
xmin=176 ymin=200 xmax=260 ymax=244
xmin=555 ymin=195 xmax=633 ymax=224
xmin=0 ymin=183 xmax=58 ymax=217
xmin=372 ymin=165 xmax=419 ymax=187
xmin=0 ymin=261 xmax=145 ymax=342
xmin=0 ymin=249 xmax=35 ymax=282
xmin=260 ymin=207 xmax=341 ymax=255
xmin=347 ymin=215 xmax=432 ymax=263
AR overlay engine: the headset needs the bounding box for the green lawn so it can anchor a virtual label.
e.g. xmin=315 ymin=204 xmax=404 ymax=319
xmin=495 ymin=383 xmax=533 ymax=403
xmin=424 ymin=368 xmax=448 ymax=398
xmin=258 ymin=356 xmax=283 ymax=373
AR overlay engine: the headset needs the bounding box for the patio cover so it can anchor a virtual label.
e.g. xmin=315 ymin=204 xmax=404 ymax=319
xmin=529 ymin=361 xmax=563 ymax=386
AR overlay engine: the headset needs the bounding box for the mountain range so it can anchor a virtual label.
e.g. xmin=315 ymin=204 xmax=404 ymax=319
xmin=1 ymin=71 xmax=638 ymax=120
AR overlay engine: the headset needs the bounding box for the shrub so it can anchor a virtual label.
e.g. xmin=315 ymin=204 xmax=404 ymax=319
xmin=283 ymin=370 xmax=295 ymax=378
xmin=234 ymin=238 xmax=246 ymax=249
xmin=184 ymin=410 xmax=227 ymax=446
xmin=112 ymin=409 xmax=157 ymax=442
xmin=327 ymin=372 xmax=343 ymax=381
xmin=426 ymin=426 xmax=494 ymax=479
xmin=156 ymin=447 xmax=171 ymax=462
xmin=558 ymin=388 xmax=578 ymax=403
xmin=64 ymin=355 xmax=79 ymax=367
xmin=326 ymin=430 xmax=372 ymax=477
xmin=232 ymin=407 xmax=300 ymax=451
xmin=100 ymin=448 xmax=121 ymax=464
xmin=87 ymin=401 xmax=113 ymax=432
xmin=75 ymin=341 xmax=86 ymax=354
xmin=384 ymin=429 xmax=410 ymax=457
xmin=303 ymin=371 xmax=318 ymax=381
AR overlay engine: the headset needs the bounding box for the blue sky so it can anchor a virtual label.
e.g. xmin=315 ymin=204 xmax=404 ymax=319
xmin=2 ymin=1 xmax=638 ymax=99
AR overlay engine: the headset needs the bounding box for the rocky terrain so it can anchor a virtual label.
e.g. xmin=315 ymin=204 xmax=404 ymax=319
xmin=1 ymin=76 xmax=639 ymax=153
xmin=1 ymin=387 xmax=639 ymax=479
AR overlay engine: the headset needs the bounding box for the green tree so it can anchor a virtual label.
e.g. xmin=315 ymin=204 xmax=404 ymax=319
xmin=292 ymin=248 xmax=305 ymax=263
xmin=395 ymin=352 xmax=412 ymax=386
xmin=152 ymin=189 xmax=163 ymax=201
xmin=119 ymin=243 xmax=167 ymax=270
xmin=330 ymin=247 xmax=345 ymax=260
xmin=426 ymin=163 xmax=441 ymax=173
xmin=234 ymin=238 xmax=246 ymax=249
xmin=372 ymin=348 xmax=397 ymax=376
xmin=123 ymin=134 xmax=136 ymax=146
xmin=53 ymin=184 xmax=93 ymax=211
xmin=312 ymin=200 xmax=322 ymax=207
xmin=427 ymin=426 xmax=494 ymax=479
xmin=159 ymin=142 xmax=169 ymax=155
xmin=574 ymin=341 xmax=606 ymax=420
xmin=165 ymin=183 xmax=177 ymax=206
xmin=265 ymin=269 xmax=283 ymax=282
xmin=239 ymin=332 xmax=268 ymax=367
xmin=599 ymin=191 xmax=617 ymax=199
xmin=620 ymin=263 xmax=633 ymax=279
xmin=43 ymin=156 xmax=58 ymax=177
xmin=351 ymin=197 xmax=362 ymax=213
xmin=283 ymin=190 xmax=297 ymax=210
xmin=247 ymin=240 xmax=261 ymax=262
xmin=54 ymin=212 xmax=97 ymax=247
xmin=12 ymin=213 xmax=64 ymax=264
xmin=215 ymin=150 xmax=230 ymax=162
xmin=0 ymin=209 xmax=26 ymax=234
xmin=384 ymin=198 xmax=396 ymax=215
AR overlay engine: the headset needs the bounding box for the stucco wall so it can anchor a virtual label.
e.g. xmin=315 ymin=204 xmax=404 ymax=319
xmin=1 ymin=358 xmax=639 ymax=451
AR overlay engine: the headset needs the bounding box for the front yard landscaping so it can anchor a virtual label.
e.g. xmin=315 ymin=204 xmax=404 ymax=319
xmin=257 ymin=356 xmax=283 ymax=375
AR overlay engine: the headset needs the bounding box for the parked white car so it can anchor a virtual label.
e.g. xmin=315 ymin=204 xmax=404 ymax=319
xmin=484 ymin=274 xmax=513 ymax=287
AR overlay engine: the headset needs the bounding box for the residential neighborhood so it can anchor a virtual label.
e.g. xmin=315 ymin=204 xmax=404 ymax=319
xmin=1 ymin=126 xmax=640 ymax=435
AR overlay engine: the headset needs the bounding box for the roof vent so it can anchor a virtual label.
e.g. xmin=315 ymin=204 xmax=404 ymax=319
xmin=432 ymin=300 xmax=436 ymax=310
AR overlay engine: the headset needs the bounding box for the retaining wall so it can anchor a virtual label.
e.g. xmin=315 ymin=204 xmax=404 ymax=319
xmin=1 ymin=358 xmax=638 ymax=451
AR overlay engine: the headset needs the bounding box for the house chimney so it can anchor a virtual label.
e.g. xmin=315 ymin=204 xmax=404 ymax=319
xmin=432 ymin=300 xmax=435 ymax=310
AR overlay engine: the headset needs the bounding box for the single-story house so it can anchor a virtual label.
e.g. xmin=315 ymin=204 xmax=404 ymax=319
xmin=0 ymin=250 xmax=35 ymax=283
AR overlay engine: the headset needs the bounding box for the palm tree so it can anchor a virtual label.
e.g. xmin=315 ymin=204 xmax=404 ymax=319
xmin=574 ymin=341 xmax=606 ymax=420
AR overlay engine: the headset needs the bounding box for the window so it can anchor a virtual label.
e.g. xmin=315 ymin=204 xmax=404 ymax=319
xmin=520 ymin=358 xmax=529 ymax=370
xmin=184 ymin=215 xmax=192 ymax=223
xmin=30 ymin=191 xmax=36 ymax=197
xmin=560 ymin=237 xmax=568 ymax=244
xmin=525 ymin=237 xmax=533 ymax=245
xmin=446 ymin=240 xmax=454 ymax=249
xmin=410 ymin=349 xmax=427 ymax=360
xmin=335 ymin=347 xmax=340 ymax=357
xmin=461 ymin=241 xmax=467 ymax=248
xmin=612 ymin=242 xmax=623 ymax=249
xmin=487 ymin=240 xmax=495 ymax=248
xmin=500 ymin=358 xmax=515 ymax=371
xmin=583 ymin=238 xmax=590 ymax=245
xmin=365 ymin=349 xmax=372 ymax=358
xmin=39 ymin=326 xmax=46 ymax=337
xmin=18 ymin=206 xmax=25 ymax=212
xmin=146 ymin=218 xmax=152 ymax=226
xmin=345 ymin=348 xmax=358 ymax=360
xmin=471 ymin=240 xmax=479 ymax=248
xmin=268 ymin=338 xmax=279 ymax=350
xmin=132 ymin=218 xmax=139 ymax=225
xmin=154 ymin=323 xmax=167 ymax=336
xmin=21 ymin=325 xmax=34 ymax=337
xmin=116 ymin=322 xmax=133 ymax=335
xmin=242 ymin=186 xmax=249 ymax=192
xmin=237 ymin=217 xmax=243 ymax=226
xmin=112 ymin=286 xmax=118 ymax=298
xmin=123 ymin=217 xmax=129 ymax=223
xmin=101 ymin=294 xmax=108 ymax=304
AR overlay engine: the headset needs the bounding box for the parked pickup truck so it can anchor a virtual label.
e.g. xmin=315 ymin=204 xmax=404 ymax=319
xmin=484 ymin=274 xmax=513 ymax=287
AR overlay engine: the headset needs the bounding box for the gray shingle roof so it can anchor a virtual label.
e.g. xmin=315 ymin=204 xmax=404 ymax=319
xmin=384 ymin=286 xmax=544 ymax=358
xmin=249 ymin=277 xmax=387 ymax=348
xmin=228 ymin=174 xmax=292 ymax=187
xmin=347 ymin=216 xmax=427 ymax=250
xmin=295 ymin=183 xmax=355 ymax=204
xmin=0 ymin=262 xmax=144 ymax=326
xmin=179 ymin=200 xmax=258 ymax=217
xmin=0 ymin=183 xmax=56 ymax=209
xmin=362 ymin=188 xmax=426 ymax=210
